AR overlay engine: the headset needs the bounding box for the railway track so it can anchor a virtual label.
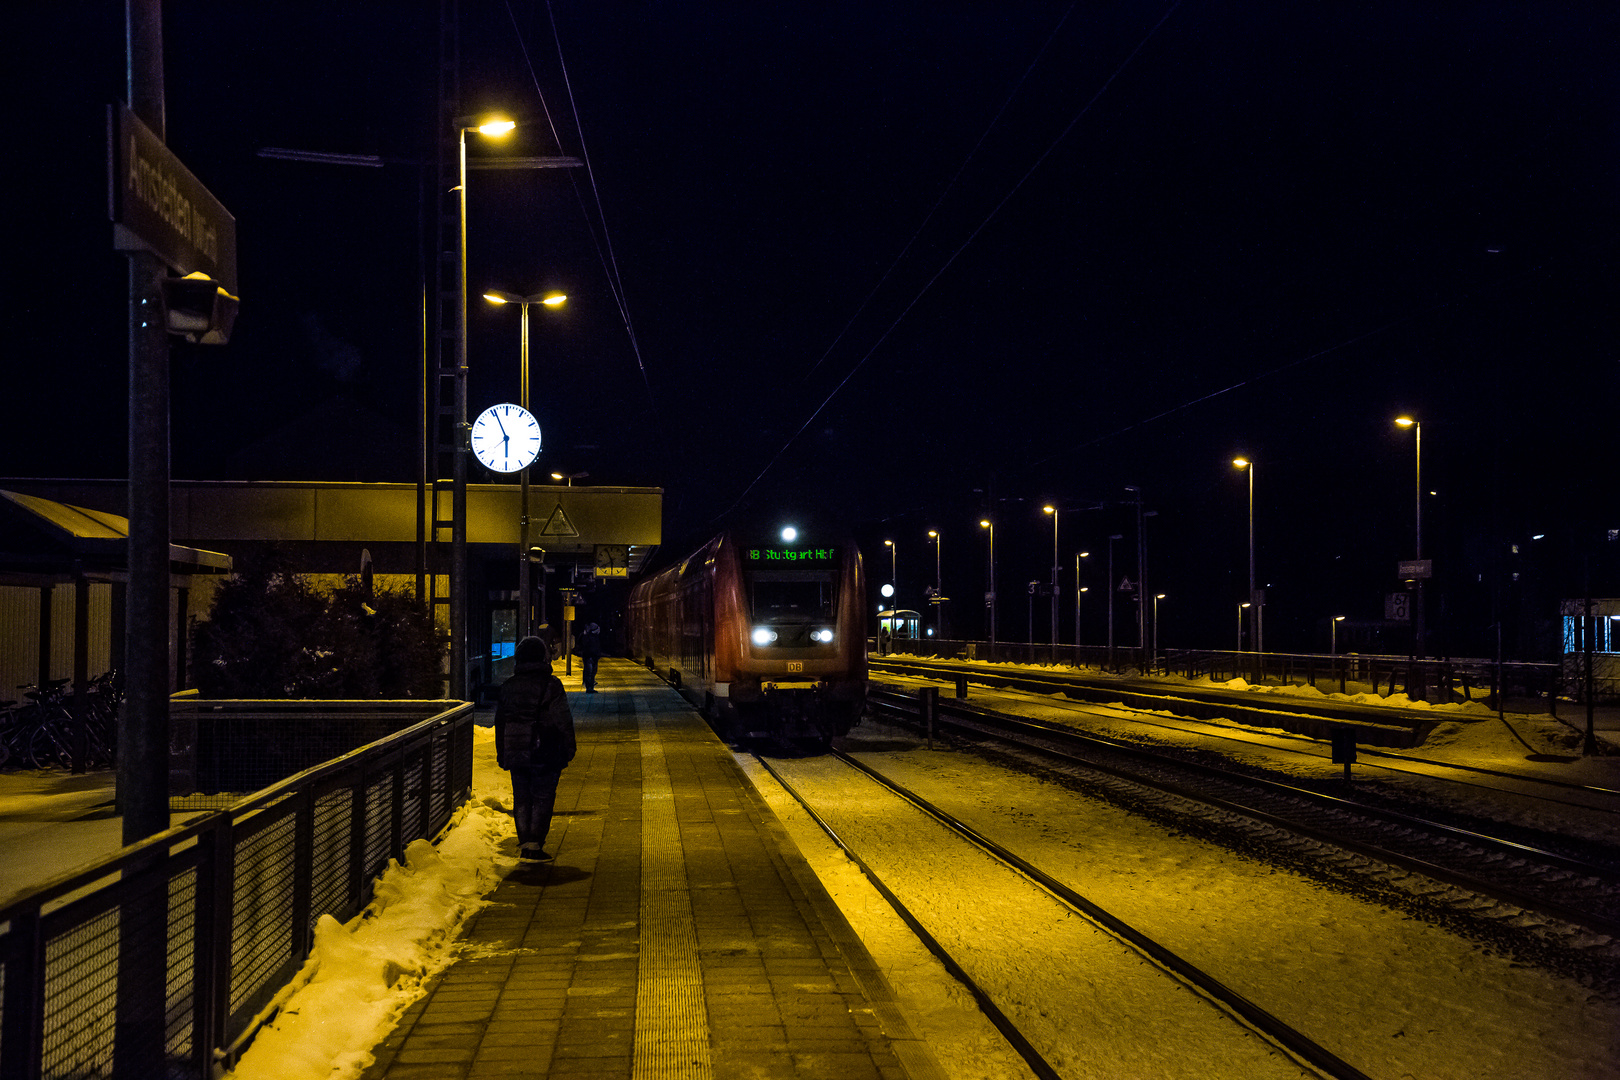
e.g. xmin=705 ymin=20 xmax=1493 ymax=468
xmin=865 ymin=682 xmax=1620 ymax=953
xmin=753 ymin=749 xmax=1374 ymax=1080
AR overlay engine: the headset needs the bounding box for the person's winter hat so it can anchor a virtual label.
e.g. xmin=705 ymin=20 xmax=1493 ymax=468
xmin=514 ymin=636 xmax=549 ymax=665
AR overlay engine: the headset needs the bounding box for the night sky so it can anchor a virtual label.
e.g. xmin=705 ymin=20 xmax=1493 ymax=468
xmin=14 ymin=1 xmax=1617 ymax=654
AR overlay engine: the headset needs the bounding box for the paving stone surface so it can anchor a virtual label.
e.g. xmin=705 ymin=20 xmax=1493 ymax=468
xmin=361 ymin=659 xmax=937 ymax=1080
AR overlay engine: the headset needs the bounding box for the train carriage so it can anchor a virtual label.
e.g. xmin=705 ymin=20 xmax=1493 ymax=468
xmin=628 ymin=526 xmax=867 ymax=744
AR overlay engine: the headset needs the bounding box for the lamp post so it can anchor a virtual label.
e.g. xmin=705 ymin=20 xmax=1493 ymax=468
xmin=1074 ymin=552 xmax=1090 ymax=646
xmin=884 ymin=539 xmax=897 ymax=647
xmin=451 ymin=114 xmax=516 ymax=698
xmin=551 ymin=470 xmax=588 ymax=486
xmin=1153 ymin=594 xmax=1166 ymax=671
xmin=1232 ymin=457 xmax=1261 ymax=654
xmin=1107 ymin=533 xmax=1123 ymax=671
xmin=484 ymin=289 xmax=566 ymax=637
xmin=980 ymin=520 xmax=996 ymax=647
xmin=928 ymin=530 xmax=942 ymax=638
xmin=1395 ymin=416 xmax=1426 ymax=664
xmin=1238 ymin=602 xmax=1250 ymax=652
xmin=1042 ymin=506 xmax=1060 ymax=646
xmin=1331 ymin=614 xmax=1346 ymax=654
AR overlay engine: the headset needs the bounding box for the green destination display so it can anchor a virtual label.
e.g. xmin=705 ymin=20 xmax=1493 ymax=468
xmin=745 ymin=546 xmax=838 ymax=565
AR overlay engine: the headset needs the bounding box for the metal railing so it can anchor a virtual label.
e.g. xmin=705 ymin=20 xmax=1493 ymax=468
xmin=0 ymin=701 xmax=474 ymax=1079
xmin=874 ymin=638 xmax=1561 ymax=711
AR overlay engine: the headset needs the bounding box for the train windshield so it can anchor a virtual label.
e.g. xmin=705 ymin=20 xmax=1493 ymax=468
xmin=748 ymin=574 xmax=836 ymax=620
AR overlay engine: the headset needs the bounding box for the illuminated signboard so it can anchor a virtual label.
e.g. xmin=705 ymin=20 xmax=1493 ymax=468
xmin=744 ymin=546 xmax=839 ymax=565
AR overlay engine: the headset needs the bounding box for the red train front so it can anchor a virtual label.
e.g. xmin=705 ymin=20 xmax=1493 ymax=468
xmin=628 ymin=526 xmax=867 ymax=745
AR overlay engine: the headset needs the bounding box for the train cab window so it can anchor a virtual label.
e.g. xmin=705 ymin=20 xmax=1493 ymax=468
xmin=748 ymin=575 xmax=836 ymax=619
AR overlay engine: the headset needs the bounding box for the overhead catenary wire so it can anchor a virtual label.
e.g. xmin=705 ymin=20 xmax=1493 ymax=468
xmin=502 ymin=0 xmax=658 ymax=412
xmin=723 ymin=0 xmax=1186 ymax=518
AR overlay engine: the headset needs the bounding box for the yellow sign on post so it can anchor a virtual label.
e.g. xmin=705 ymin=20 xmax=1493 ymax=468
xmin=563 ymin=606 xmax=576 ymax=621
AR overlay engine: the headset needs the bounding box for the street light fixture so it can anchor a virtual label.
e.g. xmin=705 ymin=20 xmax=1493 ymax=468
xmin=980 ymin=520 xmax=996 ymax=647
xmin=1153 ymin=594 xmax=1166 ymax=671
xmin=884 ymin=539 xmax=897 ymax=649
xmin=1042 ymin=506 xmax=1060 ymax=646
xmin=1106 ymin=534 xmax=1124 ymax=672
xmin=550 ymin=470 xmax=589 ymax=486
xmin=484 ymin=288 xmax=566 ymax=637
xmin=928 ymin=530 xmax=943 ymax=638
xmin=1395 ymin=416 xmax=1427 ymax=665
xmin=449 ymin=112 xmax=517 ymax=697
xmin=1232 ymin=457 xmax=1261 ymax=653
xmin=1238 ymin=602 xmax=1251 ymax=652
xmin=1074 ymin=551 xmax=1090 ymax=647
xmin=1331 ymin=614 xmax=1346 ymax=655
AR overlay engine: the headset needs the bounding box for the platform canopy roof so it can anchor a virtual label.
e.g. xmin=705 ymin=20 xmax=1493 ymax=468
xmin=0 ymin=489 xmax=233 ymax=581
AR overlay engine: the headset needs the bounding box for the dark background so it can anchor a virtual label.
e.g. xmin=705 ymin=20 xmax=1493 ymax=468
xmin=11 ymin=1 xmax=1617 ymax=657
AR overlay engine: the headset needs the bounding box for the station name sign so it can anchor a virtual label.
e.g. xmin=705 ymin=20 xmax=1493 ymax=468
xmin=108 ymin=104 xmax=237 ymax=292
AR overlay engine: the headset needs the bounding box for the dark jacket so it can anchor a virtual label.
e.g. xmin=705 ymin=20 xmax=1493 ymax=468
xmin=495 ymin=638 xmax=576 ymax=770
xmin=576 ymin=626 xmax=603 ymax=660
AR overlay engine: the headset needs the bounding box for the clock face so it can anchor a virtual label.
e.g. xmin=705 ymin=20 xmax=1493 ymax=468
xmin=470 ymin=403 xmax=542 ymax=473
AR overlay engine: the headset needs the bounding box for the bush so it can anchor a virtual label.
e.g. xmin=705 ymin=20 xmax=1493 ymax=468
xmin=194 ymin=554 xmax=444 ymax=698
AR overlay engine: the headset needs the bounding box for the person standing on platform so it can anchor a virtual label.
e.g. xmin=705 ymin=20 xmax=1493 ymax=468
xmin=577 ymin=621 xmax=602 ymax=693
xmin=495 ymin=636 xmax=576 ymax=861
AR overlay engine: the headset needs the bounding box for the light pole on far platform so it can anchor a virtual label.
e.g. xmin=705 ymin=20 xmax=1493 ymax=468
xmin=980 ymin=520 xmax=996 ymax=647
xmin=484 ymin=288 xmax=566 ymax=637
xmin=1043 ymin=506 xmax=1060 ymax=645
xmin=1074 ymin=551 xmax=1089 ymax=646
xmin=551 ymin=470 xmax=588 ymax=486
xmin=1232 ymin=457 xmax=1261 ymax=654
xmin=1238 ymin=602 xmax=1250 ymax=652
xmin=1153 ymin=594 xmax=1166 ymax=671
xmin=884 ymin=539 xmax=897 ymax=627
xmin=928 ymin=530 xmax=942 ymax=637
xmin=1331 ymin=614 xmax=1346 ymax=654
xmin=1395 ymin=416 xmax=1426 ymax=663
xmin=1106 ymin=534 xmax=1123 ymax=671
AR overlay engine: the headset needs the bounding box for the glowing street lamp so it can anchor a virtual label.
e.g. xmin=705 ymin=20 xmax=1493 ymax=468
xmin=980 ymin=520 xmax=996 ymax=647
xmin=550 ymin=470 xmax=589 ymax=486
xmin=927 ymin=530 xmax=943 ymax=638
xmin=1331 ymin=614 xmax=1346 ymax=655
xmin=1395 ymin=415 xmax=1427 ymax=664
xmin=447 ymin=113 xmax=516 ymax=697
xmin=1074 ymin=551 xmax=1090 ymax=646
xmin=1238 ymin=601 xmax=1251 ymax=652
xmin=1043 ymin=506 xmax=1060 ymax=645
xmin=1232 ymin=457 xmax=1261 ymax=653
xmin=484 ymin=288 xmax=566 ymax=636
xmin=1153 ymin=594 xmax=1166 ymax=669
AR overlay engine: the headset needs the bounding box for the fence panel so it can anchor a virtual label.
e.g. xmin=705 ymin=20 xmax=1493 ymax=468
xmin=0 ymin=700 xmax=474 ymax=1079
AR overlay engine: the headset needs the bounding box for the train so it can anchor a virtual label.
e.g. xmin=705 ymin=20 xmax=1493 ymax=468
xmin=627 ymin=525 xmax=868 ymax=745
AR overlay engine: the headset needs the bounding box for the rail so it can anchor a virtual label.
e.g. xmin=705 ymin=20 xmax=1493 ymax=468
xmin=873 ymin=638 xmax=1561 ymax=712
xmin=0 ymin=700 xmax=475 ymax=1079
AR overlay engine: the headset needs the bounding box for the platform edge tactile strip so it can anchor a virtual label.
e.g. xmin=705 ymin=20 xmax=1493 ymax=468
xmin=634 ymin=700 xmax=713 ymax=1079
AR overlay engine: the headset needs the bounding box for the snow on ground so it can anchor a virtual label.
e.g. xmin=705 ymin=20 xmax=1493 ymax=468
xmin=755 ymin=739 xmax=1620 ymax=1080
xmin=224 ymin=724 xmax=516 ymax=1080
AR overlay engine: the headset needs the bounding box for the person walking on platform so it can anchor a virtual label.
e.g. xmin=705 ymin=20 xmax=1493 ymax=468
xmin=577 ymin=621 xmax=603 ymax=693
xmin=495 ymin=636 xmax=576 ymax=861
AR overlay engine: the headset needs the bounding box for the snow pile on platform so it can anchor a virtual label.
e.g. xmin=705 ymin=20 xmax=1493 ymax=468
xmin=226 ymin=725 xmax=514 ymax=1080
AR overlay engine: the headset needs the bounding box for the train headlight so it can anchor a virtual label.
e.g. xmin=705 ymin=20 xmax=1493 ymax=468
xmin=751 ymin=627 xmax=778 ymax=646
xmin=812 ymin=629 xmax=834 ymax=643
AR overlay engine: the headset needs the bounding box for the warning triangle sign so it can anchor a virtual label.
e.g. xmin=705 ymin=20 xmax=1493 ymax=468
xmin=539 ymin=503 xmax=579 ymax=537
xmin=1118 ymin=576 xmax=1136 ymax=592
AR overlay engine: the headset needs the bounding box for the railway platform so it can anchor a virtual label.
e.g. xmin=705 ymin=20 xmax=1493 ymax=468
xmin=361 ymin=658 xmax=942 ymax=1080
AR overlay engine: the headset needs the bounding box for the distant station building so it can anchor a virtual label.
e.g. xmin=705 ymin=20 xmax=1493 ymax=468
xmin=1562 ymin=598 xmax=1620 ymax=703
xmin=0 ymin=480 xmax=659 ymax=702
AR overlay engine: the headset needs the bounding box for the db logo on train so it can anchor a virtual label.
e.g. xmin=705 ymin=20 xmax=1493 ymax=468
xmin=787 ymin=662 xmax=803 ymax=672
